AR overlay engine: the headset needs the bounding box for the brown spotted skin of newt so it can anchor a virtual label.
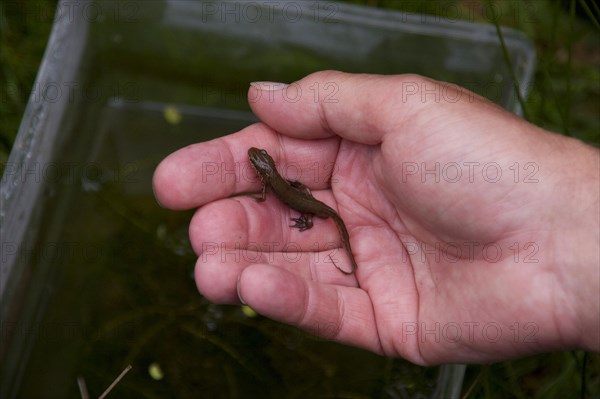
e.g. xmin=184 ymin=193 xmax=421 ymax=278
xmin=248 ymin=147 xmax=357 ymax=275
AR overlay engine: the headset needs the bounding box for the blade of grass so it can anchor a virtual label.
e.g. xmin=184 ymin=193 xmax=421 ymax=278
xmin=77 ymin=376 xmax=90 ymax=399
xmin=486 ymin=0 xmax=530 ymax=120
xmin=563 ymin=0 xmax=576 ymax=136
xmin=181 ymin=323 xmax=274 ymax=383
xmin=124 ymin=318 xmax=174 ymax=365
xmin=540 ymin=0 xmax=560 ymax=125
xmin=460 ymin=365 xmax=487 ymax=399
xmin=580 ymin=351 xmax=588 ymax=399
xmin=98 ymin=365 xmax=132 ymax=399
xmin=534 ymin=352 xmax=576 ymax=398
xmin=536 ymin=0 xmax=571 ymax=135
xmin=434 ymin=364 xmax=466 ymax=399
xmin=578 ymin=0 xmax=600 ymax=29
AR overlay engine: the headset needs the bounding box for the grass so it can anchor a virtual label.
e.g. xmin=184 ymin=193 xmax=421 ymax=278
xmin=1 ymin=0 xmax=598 ymax=398
xmin=0 ymin=0 xmax=58 ymax=163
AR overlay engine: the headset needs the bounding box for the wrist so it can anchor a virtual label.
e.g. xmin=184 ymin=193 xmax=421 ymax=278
xmin=548 ymin=137 xmax=599 ymax=351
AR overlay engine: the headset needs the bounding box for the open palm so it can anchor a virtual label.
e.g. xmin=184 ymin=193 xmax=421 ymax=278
xmin=153 ymin=71 xmax=599 ymax=364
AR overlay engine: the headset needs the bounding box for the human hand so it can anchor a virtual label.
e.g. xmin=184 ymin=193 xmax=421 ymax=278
xmin=153 ymin=71 xmax=599 ymax=364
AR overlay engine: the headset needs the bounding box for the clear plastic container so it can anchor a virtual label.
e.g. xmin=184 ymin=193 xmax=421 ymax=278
xmin=0 ymin=1 xmax=535 ymax=397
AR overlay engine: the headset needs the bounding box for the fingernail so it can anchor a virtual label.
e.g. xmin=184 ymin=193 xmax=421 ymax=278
xmin=250 ymin=81 xmax=289 ymax=91
xmin=236 ymin=276 xmax=247 ymax=305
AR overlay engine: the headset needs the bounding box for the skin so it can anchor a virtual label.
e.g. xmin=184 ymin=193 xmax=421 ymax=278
xmin=153 ymin=71 xmax=599 ymax=365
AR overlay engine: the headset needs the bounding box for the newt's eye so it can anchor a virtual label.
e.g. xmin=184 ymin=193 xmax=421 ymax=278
xmin=260 ymin=150 xmax=267 ymax=155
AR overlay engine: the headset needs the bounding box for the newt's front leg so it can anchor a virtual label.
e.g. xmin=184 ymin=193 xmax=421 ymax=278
xmin=254 ymin=181 xmax=268 ymax=202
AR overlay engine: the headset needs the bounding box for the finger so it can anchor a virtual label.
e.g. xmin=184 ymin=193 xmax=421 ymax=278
xmin=153 ymin=123 xmax=340 ymax=210
xmin=153 ymin=123 xmax=268 ymax=210
xmin=195 ymin=248 xmax=355 ymax=305
xmin=188 ymin=182 xmax=349 ymax=253
xmin=237 ymin=264 xmax=382 ymax=353
xmin=248 ymin=71 xmax=442 ymax=145
xmin=190 ymin=197 xmax=358 ymax=299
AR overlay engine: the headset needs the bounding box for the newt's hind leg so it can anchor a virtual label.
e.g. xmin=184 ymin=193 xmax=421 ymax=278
xmin=290 ymin=213 xmax=314 ymax=231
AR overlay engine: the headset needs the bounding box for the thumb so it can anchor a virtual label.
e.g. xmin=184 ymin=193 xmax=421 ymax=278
xmin=247 ymin=70 xmax=446 ymax=145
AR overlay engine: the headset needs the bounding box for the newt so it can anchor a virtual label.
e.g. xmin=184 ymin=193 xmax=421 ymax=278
xmin=248 ymin=147 xmax=357 ymax=275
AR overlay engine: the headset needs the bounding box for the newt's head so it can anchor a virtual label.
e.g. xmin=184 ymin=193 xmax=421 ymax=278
xmin=248 ymin=147 xmax=276 ymax=179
